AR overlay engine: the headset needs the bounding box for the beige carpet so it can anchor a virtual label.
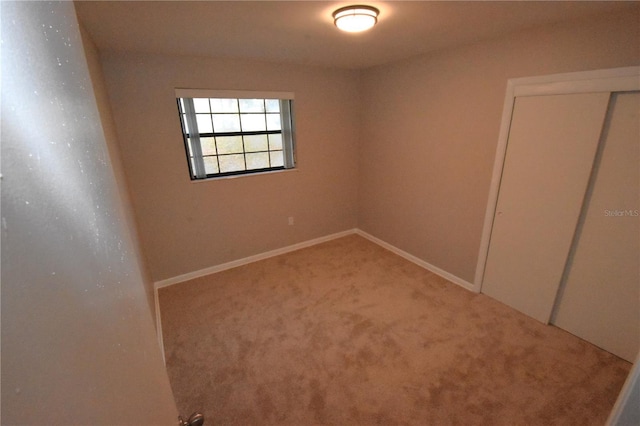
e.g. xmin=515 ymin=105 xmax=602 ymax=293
xmin=159 ymin=235 xmax=630 ymax=425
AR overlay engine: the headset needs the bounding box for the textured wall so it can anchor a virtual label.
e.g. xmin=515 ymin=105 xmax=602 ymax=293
xmin=100 ymin=52 xmax=360 ymax=282
xmin=358 ymin=10 xmax=640 ymax=283
xmin=78 ymin=24 xmax=156 ymax=315
xmin=1 ymin=2 xmax=176 ymax=424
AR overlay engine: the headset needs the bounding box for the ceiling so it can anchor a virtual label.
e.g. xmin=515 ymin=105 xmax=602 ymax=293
xmin=75 ymin=1 xmax=637 ymax=70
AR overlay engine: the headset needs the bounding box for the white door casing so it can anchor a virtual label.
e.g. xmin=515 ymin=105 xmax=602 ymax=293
xmin=475 ymin=66 xmax=640 ymax=292
xmin=476 ymin=66 xmax=640 ymax=425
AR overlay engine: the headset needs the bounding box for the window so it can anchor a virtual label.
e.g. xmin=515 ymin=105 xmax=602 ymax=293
xmin=175 ymin=89 xmax=296 ymax=180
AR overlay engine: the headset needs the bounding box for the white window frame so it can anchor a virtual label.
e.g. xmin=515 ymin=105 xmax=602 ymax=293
xmin=175 ymin=89 xmax=296 ymax=180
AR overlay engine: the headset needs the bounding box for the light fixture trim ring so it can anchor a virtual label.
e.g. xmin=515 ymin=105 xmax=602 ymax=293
xmin=332 ymin=4 xmax=380 ymax=19
xmin=332 ymin=5 xmax=380 ymax=32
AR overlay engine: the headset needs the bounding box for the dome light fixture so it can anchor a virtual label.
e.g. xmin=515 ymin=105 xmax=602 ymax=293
xmin=333 ymin=5 xmax=379 ymax=33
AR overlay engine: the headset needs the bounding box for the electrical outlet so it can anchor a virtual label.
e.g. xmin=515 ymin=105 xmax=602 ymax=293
xmin=288 ymin=216 xmax=294 ymax=226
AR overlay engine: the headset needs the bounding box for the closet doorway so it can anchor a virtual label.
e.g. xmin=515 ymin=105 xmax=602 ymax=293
xmin=475 ymin=67 xmax=639 ymax=362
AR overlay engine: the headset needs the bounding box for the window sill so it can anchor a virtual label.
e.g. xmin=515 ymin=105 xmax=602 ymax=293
xmin=189 ymin=167 xmax=298 ymax=183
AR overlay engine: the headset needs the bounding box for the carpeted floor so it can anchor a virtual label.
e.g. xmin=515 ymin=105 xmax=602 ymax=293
xmin=159 ymin=234 xmax=630 ymax=425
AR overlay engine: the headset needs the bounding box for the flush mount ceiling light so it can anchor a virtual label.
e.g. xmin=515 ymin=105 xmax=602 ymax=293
xmin=333 ymin=5 xmax=379 ymax=33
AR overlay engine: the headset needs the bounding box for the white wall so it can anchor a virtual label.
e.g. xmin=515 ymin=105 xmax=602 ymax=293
xmin=99 ymin=52 xmax=360 ymax=282
xmin=358 ymin=10 xmax=640 ymax=283
xmin=94 ymin=7 xmax=640 ymax=288
xmin=78 ymin=23 xmax=157 ymax=316
xmin=1 ymin=2 xmax=176 ymax=424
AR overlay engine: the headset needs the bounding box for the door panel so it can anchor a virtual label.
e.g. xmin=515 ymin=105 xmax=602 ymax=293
xmin=552 ymin=92 xmax=640 ymax=362
xmin=482 ymin=92 xmax=610 ymax=323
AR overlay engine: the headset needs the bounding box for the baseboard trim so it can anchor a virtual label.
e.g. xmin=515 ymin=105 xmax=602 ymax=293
xmin=154 ymin=286 xmax=166 ymax=365
xmin=153 ymin=228 xmax=357 ymax=361
xmin=154 ymin=229 xmax=358 ymax=290
xmin=154 ymin=227 xmax=478 ymax=293
xmin=153 ymin=227 xmax=476 ymax=358
xmin=355 ymin=229 xmax=478 ymax=293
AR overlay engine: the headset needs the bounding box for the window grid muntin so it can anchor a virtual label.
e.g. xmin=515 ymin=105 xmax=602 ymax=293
xmin=178 ymin=97 xmax=291 ymax=179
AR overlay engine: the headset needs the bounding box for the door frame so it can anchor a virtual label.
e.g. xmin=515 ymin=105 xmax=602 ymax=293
xmin=473 ymin=66 xmax=640 ymax=292
xmin=475 ymin=67 xmax=640 ymax=424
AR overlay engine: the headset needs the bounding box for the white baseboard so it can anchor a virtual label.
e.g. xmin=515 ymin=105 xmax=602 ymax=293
xmin=154 ymin=286 xmax=166 ymax=365
xmin=153 ymin=227 xmax=474 ymax=293
xmin=154 ymin=227 xmax=476 ymax=357
xmin=355 ymin=229 xmax=478 ymax=293
xmin=153 ymin=228 xmax=357 ymax=361
xmin=154 ymin=229 xmax=357 ymax=290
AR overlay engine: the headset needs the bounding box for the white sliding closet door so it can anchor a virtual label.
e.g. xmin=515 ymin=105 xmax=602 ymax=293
xmin=481 ymin=92 xmax=610 ymax=323
xmin=552 ymin=92 xmax=640 ymax=362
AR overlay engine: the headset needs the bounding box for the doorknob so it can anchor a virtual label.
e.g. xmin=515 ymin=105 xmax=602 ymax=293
xmin=178 ymin=412 xmax=204 ymax=426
